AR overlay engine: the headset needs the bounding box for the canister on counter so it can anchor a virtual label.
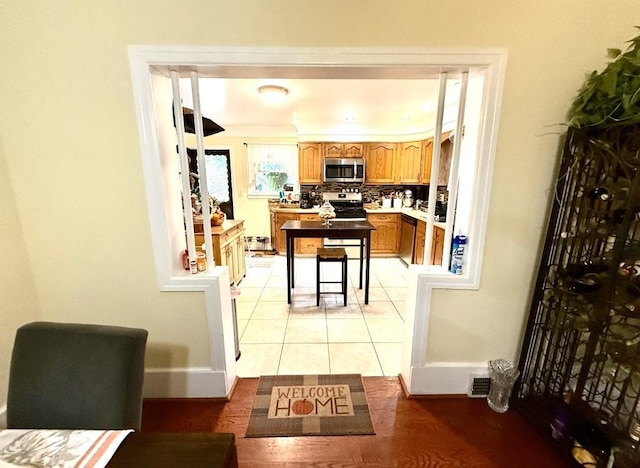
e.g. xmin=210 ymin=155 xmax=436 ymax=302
xmin=196 ymin=252 xmax=207 ymax=271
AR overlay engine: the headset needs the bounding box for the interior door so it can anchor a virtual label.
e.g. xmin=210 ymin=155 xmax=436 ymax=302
xmin=203 ymin=150 xmax=234 ymax=219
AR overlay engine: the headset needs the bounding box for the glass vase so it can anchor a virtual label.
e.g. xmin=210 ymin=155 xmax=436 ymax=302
xmin=487 ymin=359 xmax=520 ymax=413
xmin=318 ymin=200 xmax=335 ymax=228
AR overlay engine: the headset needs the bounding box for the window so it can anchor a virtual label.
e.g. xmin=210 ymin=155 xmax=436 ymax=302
xmin=246 ymin=143 xmax=298 ymax=197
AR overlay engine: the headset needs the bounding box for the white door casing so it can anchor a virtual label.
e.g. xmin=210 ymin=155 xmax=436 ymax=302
xmin=128 ymin=46 xmax=506 ymax=397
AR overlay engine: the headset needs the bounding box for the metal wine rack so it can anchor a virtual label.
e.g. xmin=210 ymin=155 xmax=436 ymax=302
xmin=516 ymin=124 xmax=640 ymax=466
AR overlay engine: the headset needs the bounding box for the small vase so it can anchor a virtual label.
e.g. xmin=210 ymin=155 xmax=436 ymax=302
xmin=487 ymin=359 xmax=520 ymax=413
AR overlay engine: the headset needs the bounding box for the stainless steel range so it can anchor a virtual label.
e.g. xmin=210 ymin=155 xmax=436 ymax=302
xmin=321 ymin=191 xmax=367 ymax=256
xmin=321 ymin=191 xmax=367 ymax=220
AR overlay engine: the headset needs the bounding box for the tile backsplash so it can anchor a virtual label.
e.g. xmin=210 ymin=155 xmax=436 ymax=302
xmin=301 ymin=183 xmax=448 ymax=205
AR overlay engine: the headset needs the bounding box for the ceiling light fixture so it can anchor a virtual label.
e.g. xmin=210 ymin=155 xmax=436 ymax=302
xmin=257 ymin=85 xmax=289 ymax=103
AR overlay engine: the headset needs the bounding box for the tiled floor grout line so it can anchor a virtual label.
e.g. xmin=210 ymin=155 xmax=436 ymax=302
xmin=237 ymin=255 xmax=409 ymax=376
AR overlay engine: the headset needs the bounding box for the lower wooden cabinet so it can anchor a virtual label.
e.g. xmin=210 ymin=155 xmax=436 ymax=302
xmin=367 ymin=213 xmax=400 ymax=254
xmin=414 ymin=221 xmax=445 ymax=266
xmin=297 ymin=213 xmax=323 ymax=254
xmin=414 ymin=220 xmax=426 ymax=264
xmin=271 ymin=211 xmax=298 ymax=255
xmin=431 ymin=226 xmax=445 ymax=266
xmin=194 ymin=219 xmax=246 ymax=284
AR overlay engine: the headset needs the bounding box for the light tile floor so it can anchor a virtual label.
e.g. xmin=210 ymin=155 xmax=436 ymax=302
xmin=235 ymin=254 xmax=410 ymax=377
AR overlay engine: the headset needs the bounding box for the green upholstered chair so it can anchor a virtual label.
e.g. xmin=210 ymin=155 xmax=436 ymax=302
xmin=7 ymin=321 xmax=148 ymax=431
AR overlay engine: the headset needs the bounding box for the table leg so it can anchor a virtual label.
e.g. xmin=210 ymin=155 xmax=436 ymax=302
xmin=359 ymin=237 xmax=364 ymax=290
xmin=290 ymin=235 xmax=295 ymax=290
xmin=286 ymin=233 xmax=292 ymax=304
xmin=364 ymin=234 xmax=371 ymax=304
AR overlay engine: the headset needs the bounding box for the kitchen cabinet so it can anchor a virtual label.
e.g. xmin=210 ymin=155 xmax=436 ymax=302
xmin=365 ymin=142 xmax=396 ymax=184
xmin=438 ymin=136 xmax=453 ymax=186
xmin=297 ymin=213 xmax=323 ymax=254
xmin=395 ymin=141 xmax=423 ymax=184
xmin=271 ymin=211 xmax=298 ymax=254
xmin=420 ymin=133 xmax=452 ymax=186
xmin=431 ymin=226 xmax=444 ymax=265
xmin=299 ymin=135 xmax=450 ymax=185
xmin=420 ymin=138 xmax=434 ymax=184
xmin=323 ymin=142 xmax=364 ymax=158
xmin=368 ymin=213 xmax=400 ymax=254
xmin=223 ymin=232 xmax=246 ymax=285
xmin=414 ymin=220 xmax=426 ymax=265
xmin=413 ymin=221 xmax=444 ymax=265
xmin=194 ymin=219 xmax=246 ymax=284
xmin=298 ymin=143 xmax=323 ymax=184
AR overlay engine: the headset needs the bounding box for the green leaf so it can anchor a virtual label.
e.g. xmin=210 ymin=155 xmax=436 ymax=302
xmin=607 ymin=48 xmax=622 ymax=59
xmin=602 ymin=70 xmax=617 ymax=96
xmin=567 ymin=28 xmax=640 ymax=127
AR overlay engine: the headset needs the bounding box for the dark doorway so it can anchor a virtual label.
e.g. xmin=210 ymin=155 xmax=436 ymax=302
xmin=186 ymin=148 xmax=235 ymax=219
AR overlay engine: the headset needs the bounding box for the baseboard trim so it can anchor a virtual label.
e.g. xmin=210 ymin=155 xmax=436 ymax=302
xmin=0 ymin=404 xmax=6 ymax=429
xmin=409 ymin=362 xmax=489 ymax=395
xmin=142 ymin=367 xmax=229 ymax=398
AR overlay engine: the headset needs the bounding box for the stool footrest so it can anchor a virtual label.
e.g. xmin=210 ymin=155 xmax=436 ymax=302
xmin=316 ymin=247 xmax=348 ymax=307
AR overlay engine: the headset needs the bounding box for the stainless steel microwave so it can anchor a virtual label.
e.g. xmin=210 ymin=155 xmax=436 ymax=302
xmin=323 ymin=158 xmax=365 ymax=183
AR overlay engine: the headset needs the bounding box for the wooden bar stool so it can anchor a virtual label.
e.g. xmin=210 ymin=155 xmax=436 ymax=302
xmin=316 ymin=247 xmax=348 ymax=306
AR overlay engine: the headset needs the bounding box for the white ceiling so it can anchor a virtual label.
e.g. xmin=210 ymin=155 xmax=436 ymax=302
xmin=179 ymin=77 xmax=462 ymax=141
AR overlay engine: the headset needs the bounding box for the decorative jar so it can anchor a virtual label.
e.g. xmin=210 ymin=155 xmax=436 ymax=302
xmin=318 ymin=201 xmax=336 ymax=227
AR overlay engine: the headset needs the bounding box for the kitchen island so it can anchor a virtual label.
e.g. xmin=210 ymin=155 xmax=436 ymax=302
xmin=194 ymin=219 xmax=246 ymax=284
xmin=280 ymin=220 xmax=376 ymax=304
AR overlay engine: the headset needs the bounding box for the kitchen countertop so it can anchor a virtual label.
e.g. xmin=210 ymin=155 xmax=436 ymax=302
xmin=271 ymin=205 xmax=446 ymax=229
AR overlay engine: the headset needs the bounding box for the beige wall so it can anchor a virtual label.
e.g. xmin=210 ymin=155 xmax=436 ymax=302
xmin=1 ymin=1 xmax=639 ymax=405
xmin=0 ymin=138 xmax=41 ymax=410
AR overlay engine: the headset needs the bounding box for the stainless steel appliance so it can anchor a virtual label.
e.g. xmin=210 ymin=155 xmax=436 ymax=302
xmin=299 ymin=192 xmax=313 ymax=209
xmin=322 ymin=191 xmax=367 ymax=220
xmin=403 ymin=189 xmax=414 ymax=208
xmin=321 ymin=192 xmax=367 ymax=257
xmin=323 ymin=158 xmax=365 ymax=183
xmin=399 ymin=213 xmax=417 ymax=267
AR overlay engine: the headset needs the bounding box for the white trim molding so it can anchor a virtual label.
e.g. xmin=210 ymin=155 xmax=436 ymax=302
xmin=128 ymin=45 xmax=506 ymax=397
xmin=143 ymin=367 xmax=231 ymax=399
xmin=0 ymin=405 xmax=6 ymax=429
xmin=408 ymin=362 xmax=490 ymax=395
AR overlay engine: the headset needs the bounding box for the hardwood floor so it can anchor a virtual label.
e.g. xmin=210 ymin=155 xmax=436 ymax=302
xmin=141 ymin=377 xmax=569 ymax=467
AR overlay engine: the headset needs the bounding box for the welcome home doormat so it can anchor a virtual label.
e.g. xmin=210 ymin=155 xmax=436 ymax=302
xmin=245 ymin=374 xmax=375 ymax=437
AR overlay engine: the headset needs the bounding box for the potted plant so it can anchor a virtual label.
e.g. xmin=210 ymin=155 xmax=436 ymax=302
xmin=567 ymin=28 xmax=640 ymax=128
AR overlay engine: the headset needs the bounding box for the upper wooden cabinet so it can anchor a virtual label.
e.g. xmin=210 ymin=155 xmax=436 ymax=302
xmin=323 ymin=143 xmax=364 ymax=158
xmin=421 ymin=133 xmax=452 ymax=186
xmin=420 ymin=138 xmax=434 ymax=184
xmin=364 ymin=142 xmax=396 ymax=184
xmin=438 ymin=137 xmax=453 ymax=186
xmin=395 ymin=141 xmax=423 ymax=184
xmin=298 ymin=143 xmax=323 ymax=184
xmin=298 ymin=133 xmax=452 ymax=186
